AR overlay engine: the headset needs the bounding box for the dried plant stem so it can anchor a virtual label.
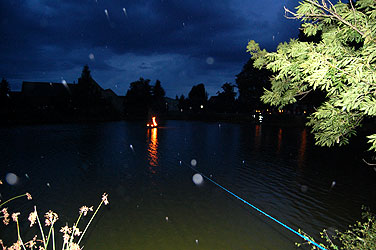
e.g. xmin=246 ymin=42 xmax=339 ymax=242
xmin=45 ymin=225 xmax=54 ymax=248
xmin=34 ymin=206 xmax=47 ymax=248
xmin=0 ymin=193 xmax=27 ymax=208
xmin=77 ymin=199 xmax=104 ymax=245
xmin=52 ymin=227 xmax=56 ymax=250
xmin=15 ymin=219 xmax=27 ymax=250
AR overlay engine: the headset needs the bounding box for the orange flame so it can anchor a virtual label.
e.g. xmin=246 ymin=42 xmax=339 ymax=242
xmin=147 ymin=116 xmax=158 ymax=127
xmin=152 ymin=116 xmax=157 ymax=127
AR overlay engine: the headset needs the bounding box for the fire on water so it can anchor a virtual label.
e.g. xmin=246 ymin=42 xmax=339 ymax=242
xmin=146 ymin=116 xmax=158 ymax=128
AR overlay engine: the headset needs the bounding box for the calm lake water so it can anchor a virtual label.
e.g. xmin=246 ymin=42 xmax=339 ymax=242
xmin=1 ymin=120 xmax=375 ymax=249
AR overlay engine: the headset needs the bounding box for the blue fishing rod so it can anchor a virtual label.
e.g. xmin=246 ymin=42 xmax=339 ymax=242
xmin=179 ymin=159 xmax=327 ymax=250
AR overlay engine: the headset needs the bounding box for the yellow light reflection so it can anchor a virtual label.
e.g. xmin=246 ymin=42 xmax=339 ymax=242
xmin=147 ymin=128 xmax=159 ymax=170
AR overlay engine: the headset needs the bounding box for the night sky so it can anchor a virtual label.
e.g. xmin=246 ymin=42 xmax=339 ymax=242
xmin=0 ymin=0 xmax=300 ymax=97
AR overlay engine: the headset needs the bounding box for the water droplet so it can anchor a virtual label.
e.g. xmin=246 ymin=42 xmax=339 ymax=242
xmin=5 ymin=173 xmax=18 ymax=185
xmin=192 ymin=173 xmax=203 ymax=185
xmin=190 ymin=159 xmax=197 ymax=167
xmin=206 ymin=57 xmax=214 ymax=65
xmin=300 ymin=185 xmax=308 ymax=192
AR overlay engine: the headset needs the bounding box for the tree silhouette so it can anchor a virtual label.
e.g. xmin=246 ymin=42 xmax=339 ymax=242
xmin=213 ymin=82 xmax=236 ymax=113
xmin=177 ymin=95 xmax=188 ymax=112
xmin=124 ymin=77 xmax=152 ymax=118
xmin=188 ymin=83 xmax=208 ymax=112
xmin=235 ymin=58 xmax=271 ymax=112
xmin=151 ymin=80 xmax=166 ymax=113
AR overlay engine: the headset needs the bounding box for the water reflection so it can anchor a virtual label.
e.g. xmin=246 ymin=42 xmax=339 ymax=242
xmin=297 ymin=129 xmax=307 ymax=168
xmin=277 ymin=128 xmax=283 ymax=154
xmin=147 ymin=128 xmax=159 ymax=172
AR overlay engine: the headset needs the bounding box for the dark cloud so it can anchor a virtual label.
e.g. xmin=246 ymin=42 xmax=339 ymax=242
xmin=0 ymin=0 xmax=301 ymax=96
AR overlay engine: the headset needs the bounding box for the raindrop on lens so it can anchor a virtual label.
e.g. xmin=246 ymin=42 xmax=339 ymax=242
xmin=192 ymin=173 xmax=203 ymax=185
xmin=5 ymin=173 xmax=18 ymax=185
xmin=206 ymin=57 xmax=214 ymax=65
xmin=190 ymin=159 xmax=197 ymax=167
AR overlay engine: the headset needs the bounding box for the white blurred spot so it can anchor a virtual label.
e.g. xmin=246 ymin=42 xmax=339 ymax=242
xmin=300 ymin=185 xmax=308 ymax=192
xmin=182 ymin=22 xmax=185 ymax=27
xmin=190 ymin=159 xmax=197 ymax=167
xmin=123 ymin=8 xmax=127 ymax=16
xmin=330 ymin=181 xmax=336 ymax=188
xmin=5 ymin=173 xmax=18 ymax=185
xmin=218 ymin=123 xmax=221 ymax=127
xmin=46 ymin=182 xmax=51 ymax=188
xmin=104 ymin=9 xmax=109 ymax=16
xmin=192 ymin=173 xmax=203 ymax=185
xmin=41 ymin=155 xmax=44 ymax=159
xmin=242 ymin=160 xmax=245 ymax=164
xmin=165 ymin=216 xmax=168 ymax=221
xmin=89 ymin=53 xmax=95 ymax=60
xmin=195 ymin=239 xmax=199 ymax=244
xmin=272 ymin=35 xmax=275 ymax=41
xmin=130 ymin=144 xmax=135 ymax=153
xmin=115 ymin=84 xmax=118 ymax=88
xmin=206 ymin=57 xmax=214 ymax=65
xmin=25 ymin=173 xmax=29 ymax=179
xmin=179 ymin=160 xmax=182 ymax=166
xmin=61 ymin=80 xmax=66 ymax=84
xmin=49 ymin=82 xmax=53 ymax=86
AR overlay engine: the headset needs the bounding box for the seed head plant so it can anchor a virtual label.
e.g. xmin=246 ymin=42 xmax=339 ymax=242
xmin=0 ymin=179 xmax=109 ymax=250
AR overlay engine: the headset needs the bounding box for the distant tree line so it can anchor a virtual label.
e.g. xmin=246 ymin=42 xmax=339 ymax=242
xmin=0 ymin=24 xmax=326 ymax=123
